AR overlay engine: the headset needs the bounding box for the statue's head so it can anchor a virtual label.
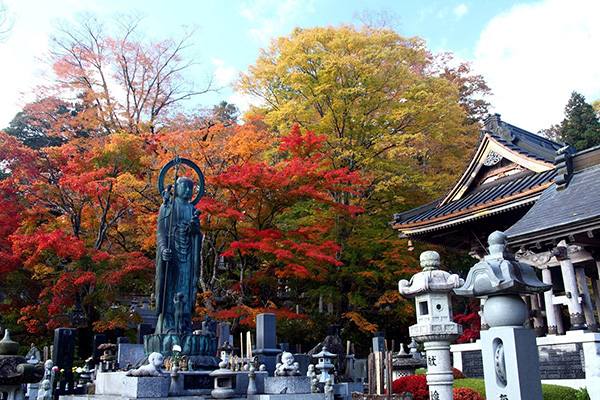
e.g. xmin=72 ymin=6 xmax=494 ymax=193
xmin=281 ymin=352 xmax=294 ymax=365
xmin=44 ymin=359 xmax=53 ymax=369
xmin=149 ymin=352 xmax=164 ymax=368
xmin=176 ymin=177 xmax=194 ymax=201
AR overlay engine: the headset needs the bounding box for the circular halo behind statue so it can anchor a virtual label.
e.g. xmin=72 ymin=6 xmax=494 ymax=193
xmin=158 ymin=157 xmax=205 ymax=206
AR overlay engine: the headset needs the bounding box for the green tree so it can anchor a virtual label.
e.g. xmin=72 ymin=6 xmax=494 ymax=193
xmin=3 ymin=97 xmax=86 ymax=149
xmin=559 ymin=91 xmax=600 ymax=150
xmin=212 ymin=101 xmax=239 ymax=125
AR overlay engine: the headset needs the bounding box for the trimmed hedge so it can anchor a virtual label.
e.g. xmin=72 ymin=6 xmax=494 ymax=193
xmin=541 ymin=383 xmax=579 ymax=400
xmin=452 ymin=378 xmax=580 ymax=400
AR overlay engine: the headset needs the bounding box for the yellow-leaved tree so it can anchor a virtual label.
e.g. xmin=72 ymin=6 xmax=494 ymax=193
xmin=235 ymin=24 xmax=489 ymax=342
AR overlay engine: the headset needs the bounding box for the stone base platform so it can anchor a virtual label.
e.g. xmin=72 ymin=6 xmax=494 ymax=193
xmin=144 ymin=334 xmax=216 ymax=358
xmin=60 ymin=396 xmax=210 ymax=400
xmin=264 ymin=376 xmax=311 ymax=394
xmin=248 ymin=395 xmax=325 ymax=400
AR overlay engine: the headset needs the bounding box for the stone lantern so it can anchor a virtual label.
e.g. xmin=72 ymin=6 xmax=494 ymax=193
xmin=210 ymin=342 xmax=236 ymax=399
xmin=398 ymin=251 xmax=463 ymax=400
xmin=312 ymin=346 xmax=336 ymax=383
xmin=455 ymin=231 xmax=552 ymax=400
xmin=218 ymin=341 xmax=234 ymax=366
xmin=0 ymin=330 xmax=44 ymax=400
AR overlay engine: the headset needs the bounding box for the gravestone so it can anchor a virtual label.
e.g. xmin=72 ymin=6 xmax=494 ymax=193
xmin=137 ymin=323 xmax=152 ymax=344
xmin=293 ymin=354 xmax=311 ymax=376
xmin=460 ymin=350 xmax=484 ymax=379
xmin=117 ymin=337 xmax=129 ymax=345
xmin=538 ymin=343 xmax=585 ymax=379
xmin=93 ymin=334 xmax=107 ymax=365
xmin=218 ymin=322 xmax=230 ymax=348
xmin=372 ymin=332 xmax=386 ymax=353
xmin=118 ymin=344 xmax=145 ymax=369
xmin=254 ymin=313 xmax=281 ymax=376
xmin=353 ymin=359 xmax=368 ymax=383
xmin=52 ymin=328 xmax=76 ymax=394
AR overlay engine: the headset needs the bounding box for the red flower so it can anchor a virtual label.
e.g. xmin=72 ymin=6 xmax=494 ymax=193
xmin=453 ymin=387 xmax=485 ymax=400
xmin=391 ymin=375 xmax=429 ymax=400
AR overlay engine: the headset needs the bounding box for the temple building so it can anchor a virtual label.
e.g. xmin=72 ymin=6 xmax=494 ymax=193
xmin=392 ymin=113 xmax=600 ymax=335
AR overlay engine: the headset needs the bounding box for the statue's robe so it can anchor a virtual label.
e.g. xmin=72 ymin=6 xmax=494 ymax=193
xmin=155 ymin=196 xmax=201 ymax=334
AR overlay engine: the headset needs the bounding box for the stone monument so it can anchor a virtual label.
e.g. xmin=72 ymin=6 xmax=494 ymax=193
xmin=254 ymin=313 xmax=281 ymax=375
xmin=398 ymin=250 xmax=463 ymax=400
xmin=455 ymin=231 xmax=552 ymax=400
xmin=143 ymin=157 xmax=218 ymax=361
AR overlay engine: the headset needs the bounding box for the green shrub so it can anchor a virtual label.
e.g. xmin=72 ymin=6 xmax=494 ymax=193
xmin=453 ymin=378 xmax=486 ymax=398
xmin=541 ymin=383 xmax=578 ymax=400
xmin=575 ymin=387 xmax=590 ymax=400
xmin=453 ymin=378 xmax=579 ymax=400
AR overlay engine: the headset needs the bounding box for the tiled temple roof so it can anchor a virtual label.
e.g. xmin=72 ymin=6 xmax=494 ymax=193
xmin=391 ymin=114 xmax=563 ymax=251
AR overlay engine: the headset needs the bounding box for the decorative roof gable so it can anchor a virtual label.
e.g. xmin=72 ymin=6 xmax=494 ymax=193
xmin=392 ymin=114 xmax=563 ymax=252
xmin=440 ymin=114 xmax=558 ymax=206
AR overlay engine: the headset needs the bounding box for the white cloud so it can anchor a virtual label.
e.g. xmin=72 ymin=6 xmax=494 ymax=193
xmin=473 ymin=0 xmax=600 ymax=132
xmin=211 ymin=58 xmax=237 ymax=87
xmin=453 ymin=4 xmax=468 ymax=20
xmin=226 ymin=90 xmax=263 ymax=117
xmin=239 ymin=0 xmax=315 ymax=45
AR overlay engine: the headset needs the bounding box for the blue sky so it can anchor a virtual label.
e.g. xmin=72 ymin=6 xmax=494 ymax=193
xmin=1 ymin=0 xmax=599 ymax=133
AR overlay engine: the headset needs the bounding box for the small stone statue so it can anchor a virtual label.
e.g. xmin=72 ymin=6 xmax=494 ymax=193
xmin=26 ymin=343 xmax=42 ymax=364
xmin=36 ymin=379 xmax=52 ymax=400
xmin=324 ymin=378 xmax=334 ymax=400
xmin=307 ymin=364 xmax=316 ymax=379
xmin=311 ymin=378 xmax=320 ymax=393
xmin=275 ymin=352 xmax=301 ymax=376
xmin=173 ymin=292 xmax=187 ymax=334
xmin=42 ymin=360 xmax=54 ymax=383
xmin=201 ymin=315 xmax=217 ymax=338
xmin=126 ymin=352 xmax=165 ymax=377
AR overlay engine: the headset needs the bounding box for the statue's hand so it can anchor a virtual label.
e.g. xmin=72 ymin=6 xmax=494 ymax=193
xmin=162 ymin=248 xmax=172 ymax=261
xmin=189 ymin=219 xmax=199 ymax=234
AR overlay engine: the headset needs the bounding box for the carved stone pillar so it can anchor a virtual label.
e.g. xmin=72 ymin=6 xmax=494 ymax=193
xmin=541 ymin=268 xmax=558 ymax=335
xmin=479 ymin=298 xmax=489 ymax=330
xmin=530 ymin=294 xmax=545 ymax=336
xmin=554 ymin=242 xmax=585 ymax=329
xmin=554 ymin=305 xmax=565 ymax=335
xmin=575 ymin=266 xmax=597 ymax=331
